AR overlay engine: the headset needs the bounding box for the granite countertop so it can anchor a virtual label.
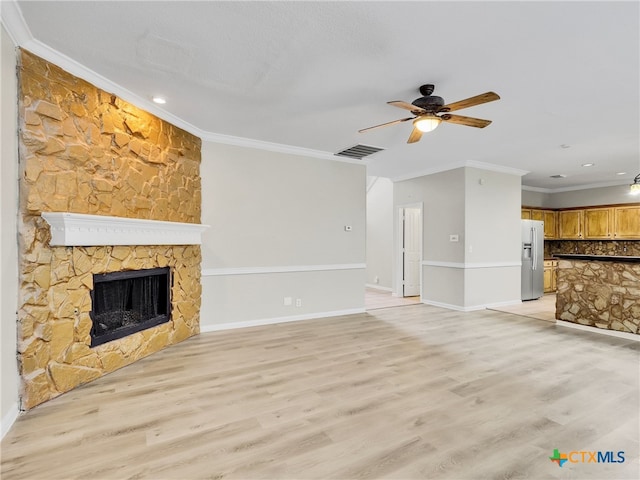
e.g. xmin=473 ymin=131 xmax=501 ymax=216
xmin=553 ymin=254 xmax=640 ymax=263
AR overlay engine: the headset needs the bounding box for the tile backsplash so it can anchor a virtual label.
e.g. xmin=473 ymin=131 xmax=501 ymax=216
xmin=545 ymin=240 xmax=640 ymax=258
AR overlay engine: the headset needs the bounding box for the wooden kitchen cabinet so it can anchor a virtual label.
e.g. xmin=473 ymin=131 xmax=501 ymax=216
xmin=543 ymin=260 xmax=558 ymax=293
xmin=524 ymin=203 xmax=639 ymax=240
xmin=558 ymin=210 xmax=584 ymax=239
xmin=542 ymin=210 xmax=558 ymax=240
xmin=523 ymin=208 xmax=557 ymax=238
xmin=613 ymin=206 xmax=640 ymax=239
xmin=584 ymin=207 xmax=614 ymax=239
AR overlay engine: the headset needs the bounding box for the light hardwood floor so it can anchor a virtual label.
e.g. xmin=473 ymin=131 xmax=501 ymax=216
xmin=489 ymin=293 xmax=557 ymax=322
xmin=2 ymin=304 xmax=639 ymax=479
xmin=365 ymin=287 xmax=420 ymax=310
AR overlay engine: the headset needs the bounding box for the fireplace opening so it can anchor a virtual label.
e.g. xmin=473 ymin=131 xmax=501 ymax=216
xmin=90 ymin=267 xmax=171 ymax=347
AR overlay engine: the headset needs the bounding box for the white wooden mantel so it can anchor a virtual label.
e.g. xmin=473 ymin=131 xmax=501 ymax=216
xmin=41 ymin=212 xmax=210 ymax=246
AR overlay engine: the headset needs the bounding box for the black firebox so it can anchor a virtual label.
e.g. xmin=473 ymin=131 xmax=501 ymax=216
xmin=89 ymin=267 xmax=171 ymax=347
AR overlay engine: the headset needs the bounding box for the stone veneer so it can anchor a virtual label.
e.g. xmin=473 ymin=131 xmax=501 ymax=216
xmin=556 ymin=259 xmax=640 ymax=334
xmin=546 ymin=240 xmax=640 ymax=258
xmin=17 ymin=50 xmax=203 ymax=409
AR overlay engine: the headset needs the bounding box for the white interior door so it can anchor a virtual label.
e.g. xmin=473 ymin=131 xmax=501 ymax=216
xmin=402 ymin=207 xmax=422 ymax=297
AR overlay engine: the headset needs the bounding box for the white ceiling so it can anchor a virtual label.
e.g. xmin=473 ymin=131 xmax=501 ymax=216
xmin=6 ymin=0 xmax=640 ymax=190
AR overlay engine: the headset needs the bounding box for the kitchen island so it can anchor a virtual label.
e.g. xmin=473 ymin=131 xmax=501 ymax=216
xmin=555 ymin=254 xmax=640 ymax=335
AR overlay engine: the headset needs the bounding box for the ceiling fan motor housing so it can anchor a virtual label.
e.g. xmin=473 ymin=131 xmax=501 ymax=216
xmin=411 ymin=95 xmax=445 ymax=112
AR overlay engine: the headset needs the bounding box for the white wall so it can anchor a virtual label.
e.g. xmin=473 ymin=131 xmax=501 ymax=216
xmin=522 ymin=184 xmax=637 ymax=209
xmin=521 ymin=189 xmax=548 ymax=208
xmin=395 ymin=169 xmax=466 ymax=307
xmin=395 ymin=167 xmax=521 ymax=310
xmin=199 ymin=142 xmax=366 ymax=329
xmin=546 ymin=184 xmax=638 ymax=208
xmin=365 ymin=176 xmax=393 ymax=290
xmin=464 ymin=168 xmax=521 ymax=308
xmin=1 ymin=24 xmax=20 ymax=438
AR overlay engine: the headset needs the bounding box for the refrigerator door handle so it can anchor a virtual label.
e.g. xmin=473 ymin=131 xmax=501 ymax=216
xmin=531 ymin=227 xmax=537 ymax=270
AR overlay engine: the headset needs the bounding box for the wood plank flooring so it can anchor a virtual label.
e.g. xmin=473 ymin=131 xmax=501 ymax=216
xmin=2 ymin=304 xmax=639 ymax=479
xmin=365 ymin=288 xmax=420 ymax=310
xmin=489 ymin=293 xmax=557 ymax=322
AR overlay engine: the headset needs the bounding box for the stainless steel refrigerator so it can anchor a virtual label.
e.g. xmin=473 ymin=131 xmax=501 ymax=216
xmin=521 ymin=220 xmax=544 ymax=301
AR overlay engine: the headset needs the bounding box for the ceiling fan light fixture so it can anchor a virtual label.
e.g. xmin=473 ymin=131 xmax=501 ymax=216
xmin=414 ymin=115 xmax=441 ymax=133
xmin=630 ymin=173 xmax=640 ymax=195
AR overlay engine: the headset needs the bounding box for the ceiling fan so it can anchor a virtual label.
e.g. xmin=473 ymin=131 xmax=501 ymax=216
xmin=359 ymin=84 xmax=500 ymax=144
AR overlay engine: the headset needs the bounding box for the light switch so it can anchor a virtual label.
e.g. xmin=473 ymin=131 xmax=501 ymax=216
xmin=449 ymin=234 xmax=459 ymax=242
xmin=344 ymin=225 xmax=352 ymax=231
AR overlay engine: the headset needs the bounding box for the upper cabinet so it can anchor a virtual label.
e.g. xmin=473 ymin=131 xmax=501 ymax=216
xmin=537 ymin=210 xmax=558 ymax=239
xmin=522 ymin=208 xmax=557 ymax=238
xmin=584 ymin=208 xmax=614 ymax=239
xmin=614 ymin=206 xmax=640 ymax=239
xmin=558 ymin=210 xmax=584 ymax=239
xmin=523 ymin=203 xmax=640 ymax=240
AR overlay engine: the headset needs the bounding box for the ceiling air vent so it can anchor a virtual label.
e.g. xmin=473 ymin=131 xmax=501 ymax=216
xmin=550 ymin=174 xmax=567 ymax=179
xmin=334 ymin=144 xmax=384 ymax=160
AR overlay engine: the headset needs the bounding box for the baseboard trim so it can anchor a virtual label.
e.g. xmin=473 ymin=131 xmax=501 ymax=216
xmin=365 ymin=284 xmax=392 ymax=292
xmin=484 ymin=299 xmax=523 ymax=309
xmin=202 ymin=264 xmax=366 ymax=276
xmin=200 ymin=308 xmax=366 ymax=332
xmin=1 ymin=402 xmax=19 ymax=440
xmin=422 ymin=299 xmax=522 ymax=312
xmin=422 ymin=300 xmax=483 ymax=312
xmin=555 ymin=320 xmax=640 ymax=342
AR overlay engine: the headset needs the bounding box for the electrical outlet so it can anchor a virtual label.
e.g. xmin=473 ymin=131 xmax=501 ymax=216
xmin=283 ymin=297 xmax=292 ymax=306
xmin=295 ymin=298 xmax=302 ymax=307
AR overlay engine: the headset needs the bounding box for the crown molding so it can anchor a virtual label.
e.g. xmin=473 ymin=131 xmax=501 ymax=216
xmin=521 ymin=185 xmax=551 ymax=193
xmin=391 ymin=160 xmax=529 ymax=183
xmin=464 ymin=160 xmax=529 ymax=177
xmin=199 ymin=131 xmax=362 ymax=165
xmin=390 ymin=160 xmax=468 ymax=183
xmin=16 ymin=39 xmax=204 ymax=139
xmin=1 ymin=0 xmax=357 ymax=167
xmin=0 ymin=0 xmax=30 ymax=45
xmin=522 ymin=180 xmax=631 ymax=194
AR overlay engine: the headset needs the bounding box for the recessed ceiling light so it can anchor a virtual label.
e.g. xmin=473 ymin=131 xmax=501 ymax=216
xmin=152 ymin=96 xmax=167 ymax=104
xmin=616 ymin=172 xmax=627 ymax=175
xmin=582 ymin=163 xmax=595 ymax=167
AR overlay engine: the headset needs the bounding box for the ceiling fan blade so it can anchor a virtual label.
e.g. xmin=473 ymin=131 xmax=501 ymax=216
xmin=407 ymin=127 xmax=423 ymax=143
xmin=441 ymin=114 xmax=492 ymax=128
xmin=358 ymin=117 xmax=414 ymax=133
xmin=441 ymin=92 xmax=500 ymax=112
xmin=388 ymin=101 xmax=426 ymax=113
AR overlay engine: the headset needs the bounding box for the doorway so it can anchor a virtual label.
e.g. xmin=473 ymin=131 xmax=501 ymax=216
xmin=397 ymin=205 xmax=423 ymax=298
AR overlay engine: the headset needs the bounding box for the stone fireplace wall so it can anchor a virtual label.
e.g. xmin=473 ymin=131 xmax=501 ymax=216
xmin=17 ymin=50 xmax=203 ymax=409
